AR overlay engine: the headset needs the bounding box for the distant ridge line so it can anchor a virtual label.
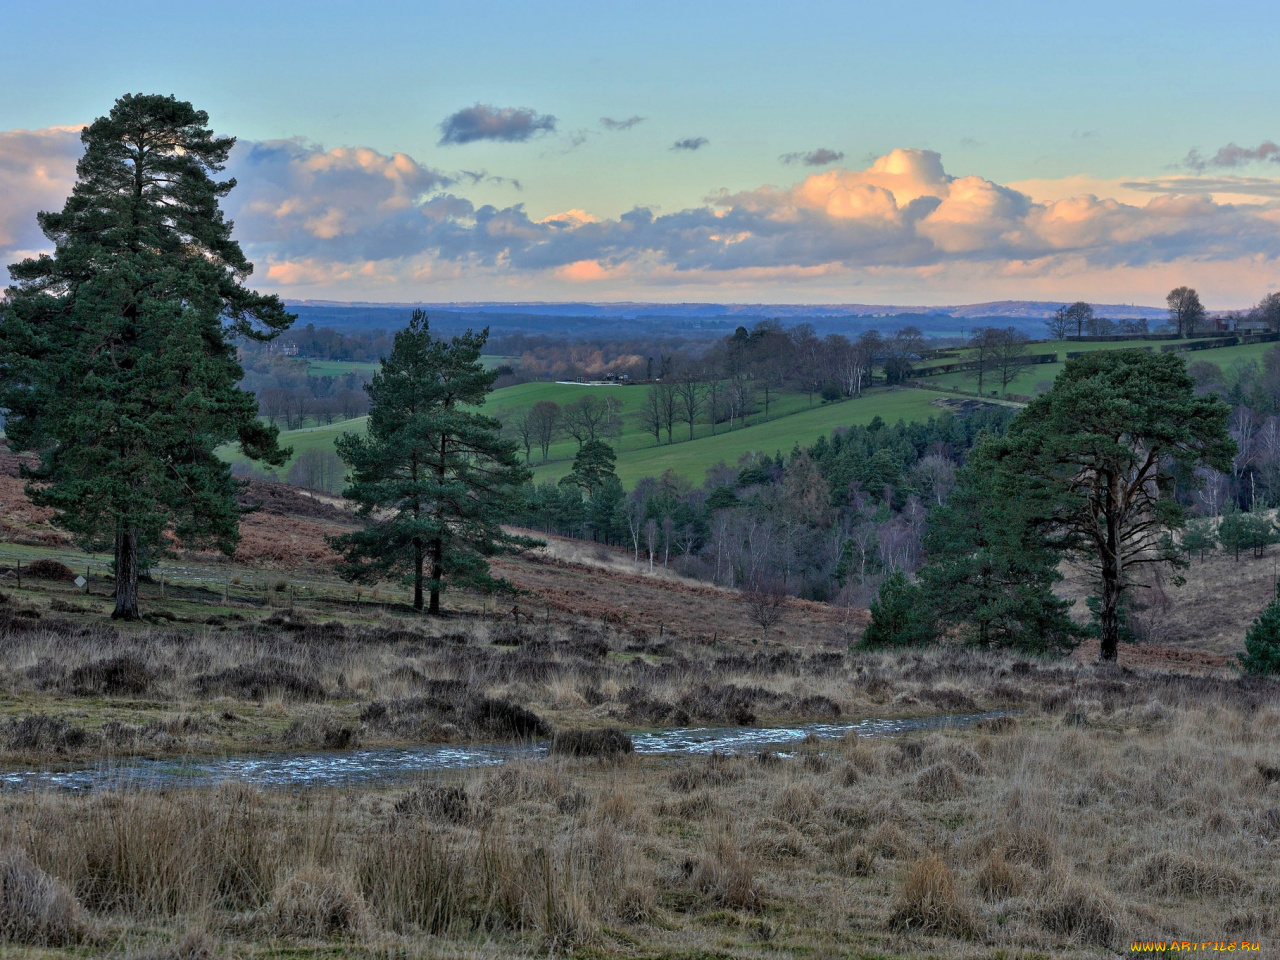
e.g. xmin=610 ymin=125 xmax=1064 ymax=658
xmin=281 ymin=299 xmax=1165 ymax=320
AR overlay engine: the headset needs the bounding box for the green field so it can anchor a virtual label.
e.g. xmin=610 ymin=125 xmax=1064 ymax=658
xmin=226 ymin=336 xmax=1277 ymax=490
xmin=221 ymin=382 xmax=961 ymax=488
xmin=531 ymin=387 xmax=959 ymax=486
xmin=917 ymin=337 xmax=1278 ymax=398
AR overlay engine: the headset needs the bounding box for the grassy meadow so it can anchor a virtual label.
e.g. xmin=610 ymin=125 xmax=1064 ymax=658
xmin=221 ymin=382 xmax=960 ymax=487
xmin=917 ymin=336 xmax=1278 ymax=398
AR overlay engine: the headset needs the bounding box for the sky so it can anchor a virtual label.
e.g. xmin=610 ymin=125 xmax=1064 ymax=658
xmin=2 ymin=0 xmax=1279 ymax=307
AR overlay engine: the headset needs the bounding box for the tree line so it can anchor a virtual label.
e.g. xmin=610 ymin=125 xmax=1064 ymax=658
xmin=1047 ymin=288 xmax=1280 ymax=340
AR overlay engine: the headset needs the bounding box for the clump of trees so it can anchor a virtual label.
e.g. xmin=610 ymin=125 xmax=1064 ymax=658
xmin=965 ymin=327 xmax=1032 ymax=396
xmin=0 ymin=94 xmax=293 ymax=619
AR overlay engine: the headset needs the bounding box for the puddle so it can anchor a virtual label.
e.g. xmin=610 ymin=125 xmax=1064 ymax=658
xmin=0 ymin=710 xmax=1012 ymax=792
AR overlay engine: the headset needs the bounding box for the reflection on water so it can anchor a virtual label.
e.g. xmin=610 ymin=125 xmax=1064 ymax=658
xmin=0 ymin=711 xmax=1012 ymax=792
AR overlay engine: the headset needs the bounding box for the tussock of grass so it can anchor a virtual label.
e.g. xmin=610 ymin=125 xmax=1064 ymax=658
xmin=0 ymin=846 xmax=84 ymax=946
xmin=888 ymin=856 xmax=977 ymax=937
xmin=268 ymin=865 xmax=369 ymax=939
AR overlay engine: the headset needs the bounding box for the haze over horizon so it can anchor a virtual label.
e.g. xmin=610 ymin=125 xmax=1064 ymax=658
xmin=3 ymin=0 xmax=1279 ymax=309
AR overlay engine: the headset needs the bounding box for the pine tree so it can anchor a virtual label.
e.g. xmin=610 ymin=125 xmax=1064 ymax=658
xmin=990 ymin=350 xmax=1233 ymax=660
xmin=920 ymin=442 xmax=1078 ymax=654
xmin=862 ymin=571 xmax=934 ymax=647
xmin=1239 ymin=589 xmax=1280 ymax=676
xmin=329 ymin=310 xmax=535 ymax=613
xmin=559 ymin=439 xmax=617 ymax=499
xmin=1181 ymin=517 xmax=1218 ymax=562
xmin=0 ymin=94 xmax=292 ymax=619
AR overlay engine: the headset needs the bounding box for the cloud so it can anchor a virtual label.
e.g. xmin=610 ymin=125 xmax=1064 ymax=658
xmin=458 ymin=169 xmax=523 ymax=190
xmin=225 ymin=139 xmax=454 ymax=261
xmin=0 ymin=125 xmax=83 ymax=254
xmin=600 ymin=115 xmax=644 ymax=131
xmin=1185 ymin=141 xmax=1280 ymax=172
xmin=780 ymin=148 xmax=845 ymax=166
xmin=438 ymin=104 xmax=557 ymax=145
xmin=5 ymin=126 xmax=1280 ymax=305
xmin=671 ymin=137 xmax=709 ymax=152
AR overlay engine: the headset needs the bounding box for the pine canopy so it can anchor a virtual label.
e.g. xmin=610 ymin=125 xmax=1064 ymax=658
xmin=0 ymin=93 xmax=293 ymax=619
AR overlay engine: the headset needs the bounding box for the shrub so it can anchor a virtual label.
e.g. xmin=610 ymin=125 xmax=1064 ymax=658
xmin=25 ymin=559 xmax=76 ymax=582
xmin=468 ymin=698 xmax=549 ymax=739
xmin=64 ymin=654 xmax=155 ymax=696
xmin=0 ymin=847 xmax=84 ymax=945
xmin=1239 ymin=596 xmax=1280 ymax=676
xmin=394 ymin=784 xmax=472 ymax=825
xmin=862 ymin=572 xmax=934 ymax=647
xmin=550 ymin=728 xmax=633 ymax=758
xmin=192 ymin=658 xmax=326 ymax=701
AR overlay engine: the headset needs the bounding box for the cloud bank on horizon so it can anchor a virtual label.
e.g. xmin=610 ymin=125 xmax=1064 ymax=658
xmin=3 ymin=126 xmax=1280 ymax=306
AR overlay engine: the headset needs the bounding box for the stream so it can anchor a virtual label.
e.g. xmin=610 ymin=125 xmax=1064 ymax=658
xmin=0 ymin=710 xmax=1012 ymax=792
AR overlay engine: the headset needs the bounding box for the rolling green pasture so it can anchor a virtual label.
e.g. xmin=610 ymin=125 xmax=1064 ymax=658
xmin=221 ymin=382 xmax=959 ymax=488
xmin=917 ymin=337 xmax=1279 ymax=398
xmin=530 ymin=387 xmax=956 ymax=486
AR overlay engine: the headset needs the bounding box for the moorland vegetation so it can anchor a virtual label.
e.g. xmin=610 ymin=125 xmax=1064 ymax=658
xmin=1 ymin=90 xmax=1280 ymax=959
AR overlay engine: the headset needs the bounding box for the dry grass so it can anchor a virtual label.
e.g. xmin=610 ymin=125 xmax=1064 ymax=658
xmin=0 ymin=846 xmax=84 ymax=946
xmin=889 ymin=856 xmax=976 ymax=937
xmin=0 ymin=671 xmax=1274 ymax=957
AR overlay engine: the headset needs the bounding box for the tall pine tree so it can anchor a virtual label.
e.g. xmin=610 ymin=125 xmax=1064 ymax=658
xmin=330 ymin=310 xmax=535 ymax=613
xmin=0 ymin=94 xmax=292 ymax=619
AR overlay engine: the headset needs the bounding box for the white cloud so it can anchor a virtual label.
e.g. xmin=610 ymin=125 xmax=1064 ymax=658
xmin=0 ymin=126 xmax=83 ymax=251
xmin=4 ymin=129 xmax=1280 ymax=305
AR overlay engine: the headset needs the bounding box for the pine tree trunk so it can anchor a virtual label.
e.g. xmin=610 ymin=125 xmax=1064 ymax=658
xmin=428 ymin=536 xmax=443 ymax=615
xmin=112 ymin=526 xmax=141 ymax=621
xmin=1099 ymin=477 xmax=1123 ymax=661
xmin=1099 ymin=551 xmax=1121 ymax=661
xmin=412 ymin=537 xmax=424 ymax=612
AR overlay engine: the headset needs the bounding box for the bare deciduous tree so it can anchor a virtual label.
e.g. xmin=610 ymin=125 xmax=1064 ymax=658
xmin=675 ymin=377 xmax=703 ymax=440
xmin=527 ymin=400 xmax=561 ymax=462
xmin=742 ymin=575 xmax=788 ymax=639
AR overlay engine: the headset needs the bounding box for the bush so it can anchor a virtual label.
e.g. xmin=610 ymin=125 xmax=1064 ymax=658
xmin=862 ymin=572 xmax=934 ymax=647
xmin=24 ymin=559 xmax=76 ymax=582
xmin=550 ymin=727 xmax=634 ymax=758
xmin=64 ymin=654 xmax=155 ymax=696
xmin=1239 ymin=596 xmax=1280 ymax=676
xmin=0 ymin=847 xmax=84 ymax=945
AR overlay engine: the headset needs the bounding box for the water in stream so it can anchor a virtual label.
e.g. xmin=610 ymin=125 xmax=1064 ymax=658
xmin=0 ymin=710 xmax=1012 ymax=792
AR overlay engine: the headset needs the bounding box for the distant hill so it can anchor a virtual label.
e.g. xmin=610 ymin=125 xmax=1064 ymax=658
xmin=285 ymin=298 xmax=1164 ymax=320
xmin=280 ymin=299 xmax=1166 ymax=340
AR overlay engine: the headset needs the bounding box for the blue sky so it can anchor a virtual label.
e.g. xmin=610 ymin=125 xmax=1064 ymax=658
xmin=2 ymin=0 xmax=1279 ymax=305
